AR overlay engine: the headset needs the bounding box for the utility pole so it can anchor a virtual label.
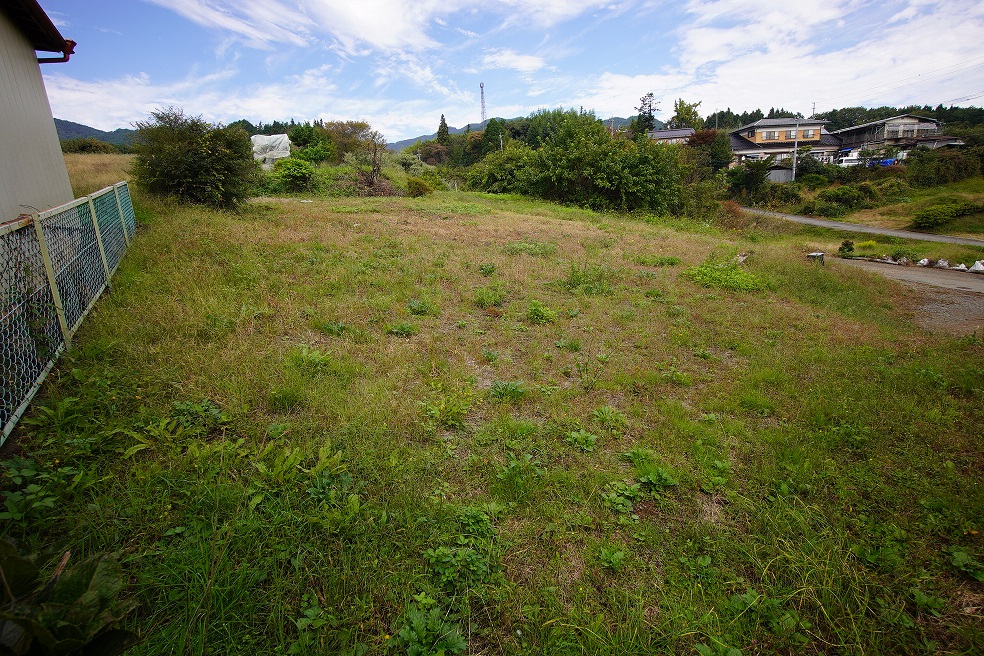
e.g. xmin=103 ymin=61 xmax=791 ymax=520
xmin=792 ymin=118 xmax=800 ymax=181
xmin=480 ymin=82 xmax=487 ymax=124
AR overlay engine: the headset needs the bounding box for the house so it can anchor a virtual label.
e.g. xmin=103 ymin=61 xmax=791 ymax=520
xmin=646 ymin=128 xmax=695 ymax=144
xmin=0 ymin=0 xmax=76 ymax=225
xmin=728 ymin=118 xmax=842 ymax=165
xmin=830 ymin=114 xmax=964 ymax=162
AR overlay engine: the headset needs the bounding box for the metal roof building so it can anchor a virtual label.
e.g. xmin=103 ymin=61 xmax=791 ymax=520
xmin=0 ymin=0 xmax=76 ymax=224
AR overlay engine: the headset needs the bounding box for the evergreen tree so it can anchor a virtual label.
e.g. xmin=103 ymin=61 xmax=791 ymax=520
xmin=437 ymin=114 xmax=450 ymax=146
xmin=635 ymin=92 xmax=658 ymax=134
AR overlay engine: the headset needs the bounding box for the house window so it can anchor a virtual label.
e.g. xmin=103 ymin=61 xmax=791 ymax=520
xmin=786 ymin=130 xmax=797 ymax=139
xmin=802 ymin=129 xmax=815 ymax=138
xmin=747 ymin=130 xmax=755 ymax=138
xmin=763 ymin=131 xmax=779 ymax=140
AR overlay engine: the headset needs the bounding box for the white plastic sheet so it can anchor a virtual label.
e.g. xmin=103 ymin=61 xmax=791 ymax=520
xmin=250 ymin=134 xmax=292 ymax=170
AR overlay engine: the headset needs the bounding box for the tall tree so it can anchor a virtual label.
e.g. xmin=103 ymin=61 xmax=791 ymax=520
xmin=667 ymin=99 xmax=703 ymax=130
xmin=635 ymin=92 xmax=658 ymax=133
xmin=481 ymin=118 xmax=505 ymax=155
xmin=437 ymin=114 xmax=450 ymax=146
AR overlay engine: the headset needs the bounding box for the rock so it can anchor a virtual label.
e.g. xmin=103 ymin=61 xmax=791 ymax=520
xmin=953 ymin=263 xmax=967 ymax=271
xmin=969 ymin=261 xmax=984 ymax=273
xmin=896 ymin=257 xmax=910 ymax=266
xmin=917 ymin=258 xmax=929 ymax=266
xmin=934 ymin=259 xmax=950 ymax=268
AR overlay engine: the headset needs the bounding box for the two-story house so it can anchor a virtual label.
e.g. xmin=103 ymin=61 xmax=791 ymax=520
xmin=728 ymin=118 xmax=841 ymax=163
xmin=831 ymin=114 xmax=964 ymax=161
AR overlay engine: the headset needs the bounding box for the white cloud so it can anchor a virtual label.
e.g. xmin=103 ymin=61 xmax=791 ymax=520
xmin=482 ymin=49 xmax=546 ymax=73
xmin=145 ymin=0 xmax=623 ymax=56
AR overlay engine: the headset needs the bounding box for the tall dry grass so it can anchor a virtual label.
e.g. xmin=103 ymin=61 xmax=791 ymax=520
xmin=63 ymin=153 xmax=134 ymax=196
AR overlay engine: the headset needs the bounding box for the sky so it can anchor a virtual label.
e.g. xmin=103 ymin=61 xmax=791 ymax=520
xmin=38 ymin=0 xmax=984 ymax=143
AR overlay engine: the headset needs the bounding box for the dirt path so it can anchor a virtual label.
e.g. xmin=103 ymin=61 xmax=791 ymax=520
xmin=740 ymin=207 xmax=984 ymax=247
xmin=835 ymin=258 xmax=984 ymax=335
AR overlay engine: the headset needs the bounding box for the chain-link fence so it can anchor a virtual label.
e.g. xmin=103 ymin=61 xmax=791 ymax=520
xmin=1 ymin=181 xmax=135 ymax=442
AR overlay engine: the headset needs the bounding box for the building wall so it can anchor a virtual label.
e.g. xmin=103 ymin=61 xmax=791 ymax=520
xmin=0 ymin=12 xmax=74 ymax=224
xmin=741 ymin=124 xmax=825 ymax=145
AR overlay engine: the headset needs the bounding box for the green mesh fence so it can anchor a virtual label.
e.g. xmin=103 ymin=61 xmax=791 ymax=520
xmin=1 ymin=182 xmax=135 ymax=441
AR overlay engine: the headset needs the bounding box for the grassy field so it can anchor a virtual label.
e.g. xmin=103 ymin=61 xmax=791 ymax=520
xmin=6 ymin=154 xmax=983 ymax=655
xmin=839 ymin=177 xmax=984 ymax=238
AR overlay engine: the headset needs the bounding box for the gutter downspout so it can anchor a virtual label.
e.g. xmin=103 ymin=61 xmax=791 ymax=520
xmin=37 ymin=39 xmax=75 ymax=64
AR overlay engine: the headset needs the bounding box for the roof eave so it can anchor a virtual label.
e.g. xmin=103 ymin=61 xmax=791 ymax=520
xmin=0 ymin=0 xmax=72 ymax=55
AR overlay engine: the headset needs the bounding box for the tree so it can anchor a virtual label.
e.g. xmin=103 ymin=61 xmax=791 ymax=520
xmin=320 ymin=120 xmax=373 ymax=162
xmin=481 ymin=118 xmax=505 ymax=156
xmin=688 ymin=129 xmax=733 ymax=170
xmin=667 ymin=99 xmax=703 ymax=130
xmin=437 ymin=114 xmax=450 ymax=146
xmin=635 ymin=92 xmax=658 ymax=134
xmin=131 ymin=107 xmax=258 ymax=208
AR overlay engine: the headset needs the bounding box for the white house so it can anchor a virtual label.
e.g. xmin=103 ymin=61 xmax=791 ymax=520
xmin=0 ymin=0 xmax=76 ymax=225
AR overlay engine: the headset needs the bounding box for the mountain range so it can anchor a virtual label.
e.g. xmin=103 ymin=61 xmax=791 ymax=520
xmin=55 ymin=118 xmax=136 ymax=145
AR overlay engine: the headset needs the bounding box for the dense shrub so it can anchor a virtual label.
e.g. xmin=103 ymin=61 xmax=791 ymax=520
xmin=871 ymin=177 xmax=912 ymax=201
xmin=802 ymin=199 xmax=848 ymax=218
xmin=406 ymin=177 xmax=433 ymax=197
xmin=797 ymin=173 xmax=827 ymax=190
xmin=906 ymin=148 xmax=981 ymax=186
xmin=910 ymin=201 xmax=982 ymax=230
xmin=470 ymin=110 xmax=682 ymax=213
xmin=295 ymin=141 xmax=336 ymax=164
xmin=816 ymin=185 xmax=868 ymax=209
xmin=764 ymin=183 xmax=802 ymax=205
xmin=60 ymin=137 xmax=119 ymax=154
xmin=131 ymin=107 xmax=258 ymax=208
xmin=274 ymin=158 xmax=315 ymax=192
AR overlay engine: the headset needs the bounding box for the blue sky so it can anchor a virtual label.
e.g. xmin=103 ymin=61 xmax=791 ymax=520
xmin=39 ymin=0 xmax=984 ymax=142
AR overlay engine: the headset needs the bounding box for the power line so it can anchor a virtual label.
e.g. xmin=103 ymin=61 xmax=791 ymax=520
xmin=814 ymin=55 xmax=984 ymax=111
xmin=939 ymin=90 xmax=984 ymax=105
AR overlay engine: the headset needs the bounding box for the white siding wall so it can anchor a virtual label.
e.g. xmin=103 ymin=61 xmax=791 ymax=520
xmin=0 ymin=12 xmax=74 ymax=223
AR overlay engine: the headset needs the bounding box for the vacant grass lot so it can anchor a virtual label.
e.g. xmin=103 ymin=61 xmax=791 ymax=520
xmin=7 ymin=155 xmax=983 ymax=654
xmin=844 ymin=177 xmax=984 ymax=237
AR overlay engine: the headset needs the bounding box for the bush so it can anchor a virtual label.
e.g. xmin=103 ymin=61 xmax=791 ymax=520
xmin=798 ymin=173 xmax=827 ymax=190
xmin=910 ymin=201 xmax=981 ymax=230
xmin=131 ymin=107 xmax=258 ymax=208
xmin=274 ymin=158 xmax=315 ymax=192
xmin=295 ymin=141 xmax=335 ymax=164
xmin=60 ymin=137 xmax=119 ymax=154
xmin=803 ymin=199 xmax=848 ymax=218
xmin=906 ymin=148 xmax=982 ymax=187
xmin=406 ymin=177 xmax=434 ymax=197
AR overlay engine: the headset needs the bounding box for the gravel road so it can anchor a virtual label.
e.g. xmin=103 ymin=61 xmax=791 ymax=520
xmin=835 ymin=259 xmax=983 ymax=335
xmin=740 ymin=207 xmax=984 ymax=247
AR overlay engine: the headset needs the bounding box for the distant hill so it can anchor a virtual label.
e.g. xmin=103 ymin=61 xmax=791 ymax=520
xmin=387 ymin=116 xmax=658 ymax=151
xmin=55 ymin=118 xmax=136 ymax=146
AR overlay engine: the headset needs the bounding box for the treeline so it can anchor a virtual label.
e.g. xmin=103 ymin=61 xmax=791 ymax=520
xmin=700 ymin=104 xmax=984 ymax=132
xmin=426 ymin=108 xmax=734 ymax=213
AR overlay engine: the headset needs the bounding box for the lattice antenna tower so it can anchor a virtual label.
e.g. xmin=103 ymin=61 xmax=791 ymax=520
xmin=480 ymin=82 xmax=487 ymax=124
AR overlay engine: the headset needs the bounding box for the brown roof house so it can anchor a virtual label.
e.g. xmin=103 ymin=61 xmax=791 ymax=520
xmin=0 ymin=0 xmax=76 ymax=224
xmin=728 ymin=118 xmax=844 ymax=181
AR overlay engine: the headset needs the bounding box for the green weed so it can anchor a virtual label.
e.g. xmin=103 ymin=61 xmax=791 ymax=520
xmin=526 ymin=300 xmax=557 ymax=325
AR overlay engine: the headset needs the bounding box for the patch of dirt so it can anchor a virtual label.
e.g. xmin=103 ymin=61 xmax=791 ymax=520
xmin=915 ymin=289 xmax=984 ymax=336
xmin=836 ymin=259 xmax=984 ymax=335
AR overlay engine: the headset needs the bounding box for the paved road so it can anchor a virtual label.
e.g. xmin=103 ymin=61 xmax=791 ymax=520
xmin=836 ymin=258 xmax=984 ymax=294
xmin=740 ymin=207 xmax=984 ymax=247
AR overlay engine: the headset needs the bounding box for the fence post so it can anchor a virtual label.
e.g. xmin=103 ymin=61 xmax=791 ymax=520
xmin=88 ymin=197 xmax=112 ymax=287
xmin=32 ymin=215 xmax=72 ymax=349
xmin=113 ymin=183 xmax=130 ymax=246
